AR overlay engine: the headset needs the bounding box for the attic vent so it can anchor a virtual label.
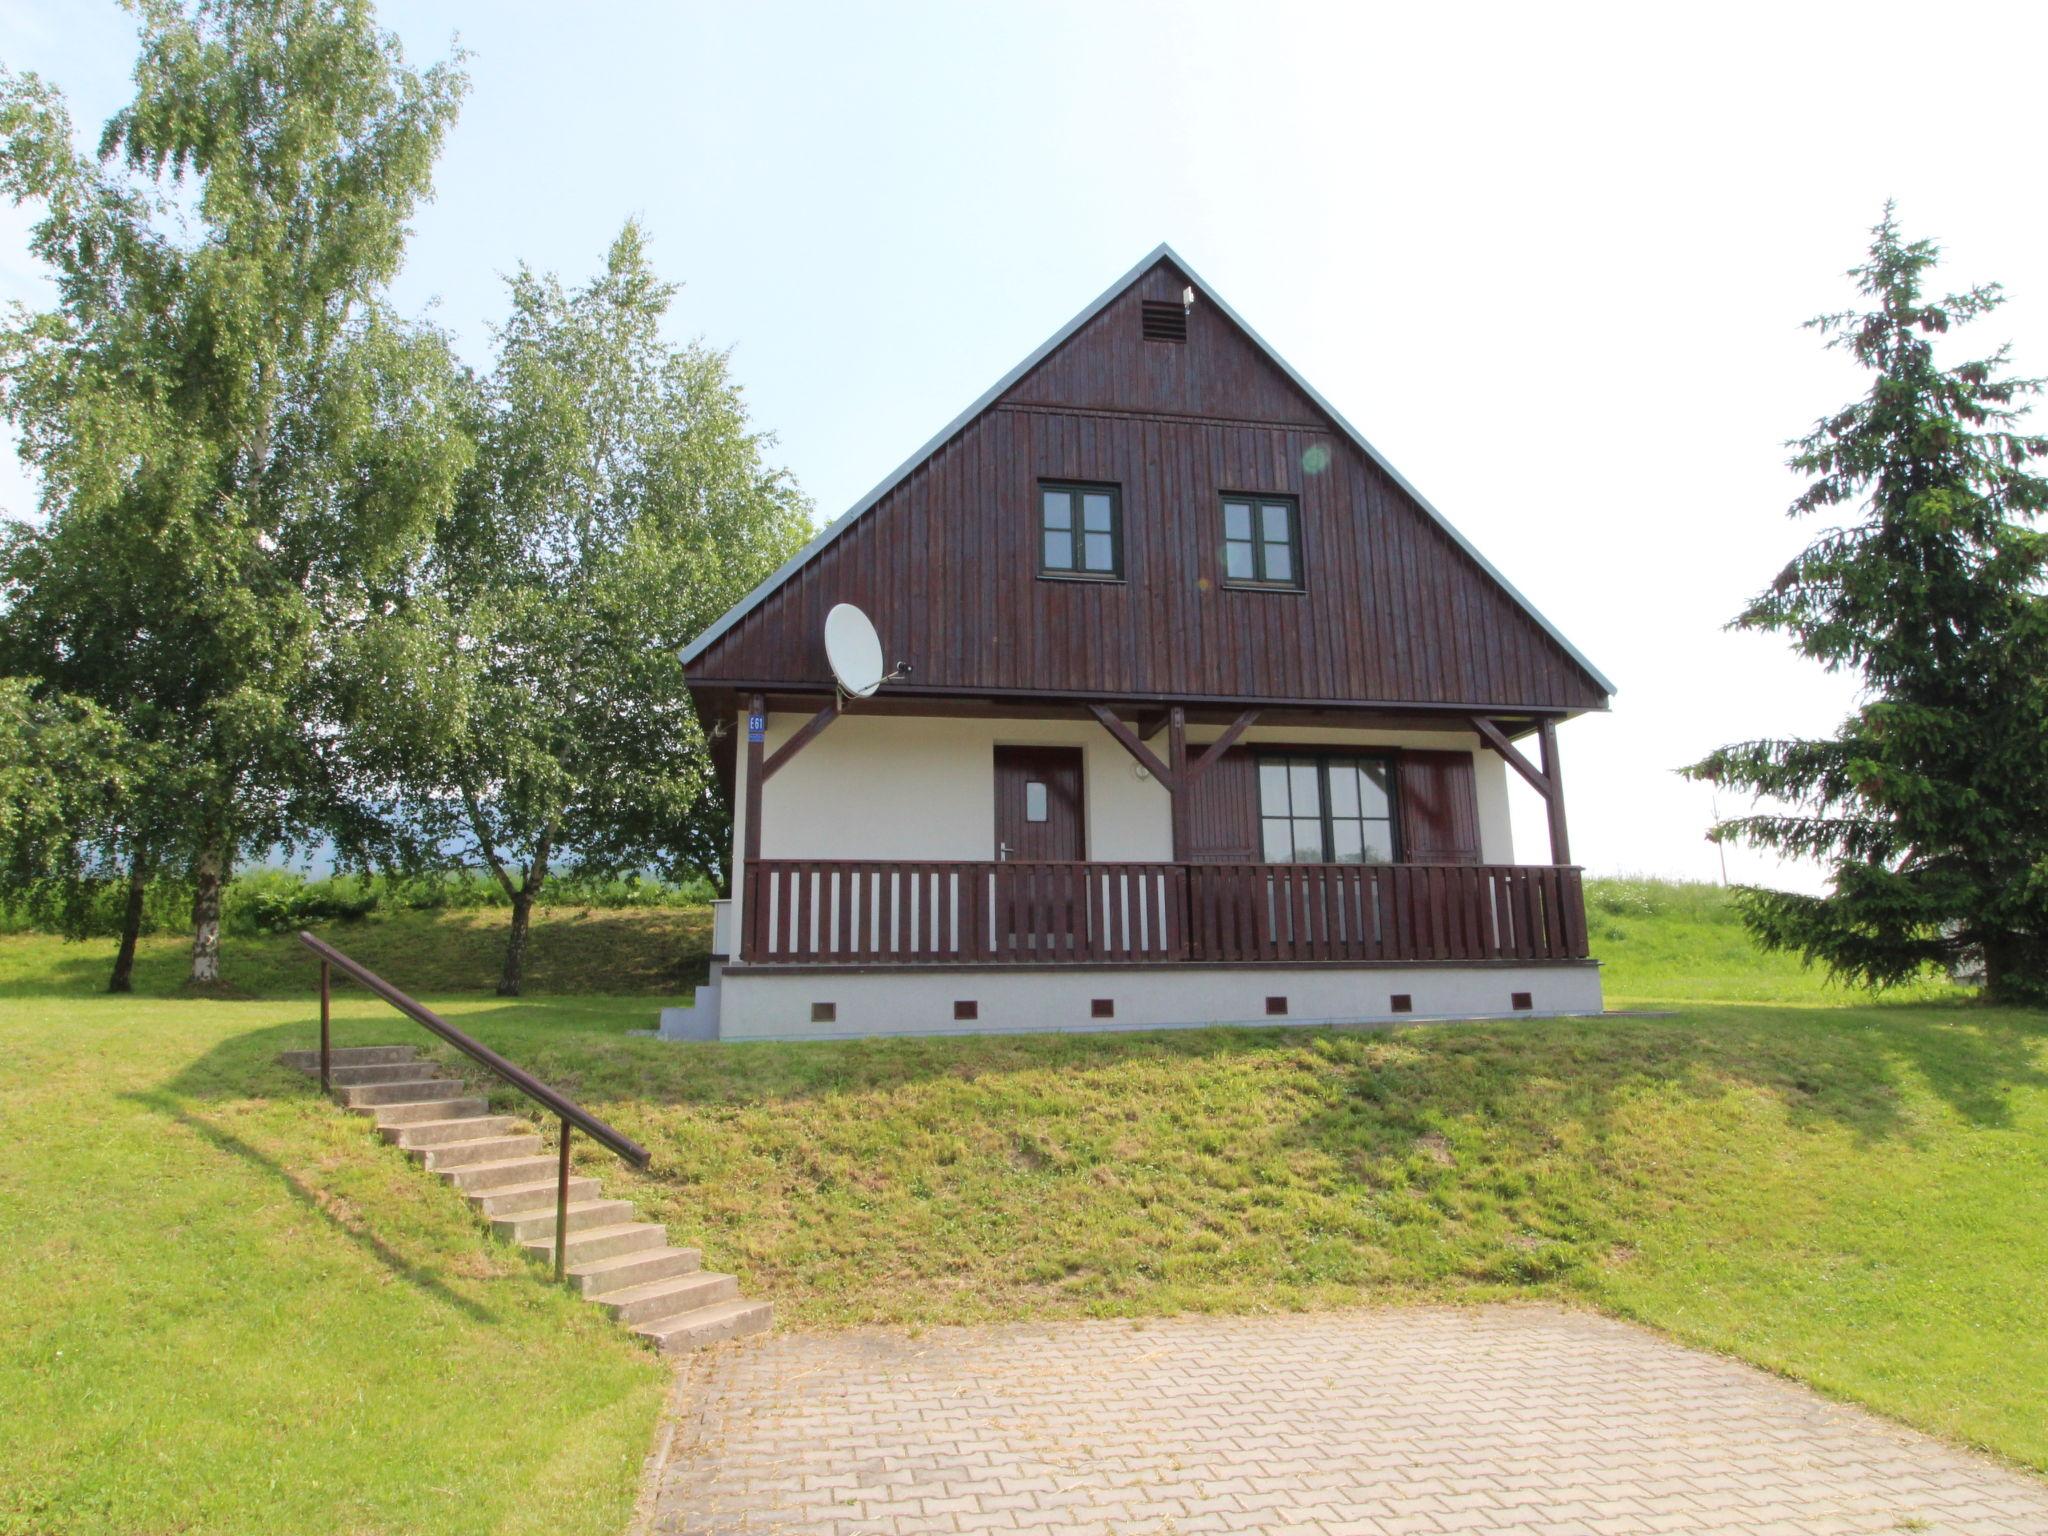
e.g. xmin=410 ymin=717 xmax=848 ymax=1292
xmin=1139 ymin=300 xmax=1187 ymax=343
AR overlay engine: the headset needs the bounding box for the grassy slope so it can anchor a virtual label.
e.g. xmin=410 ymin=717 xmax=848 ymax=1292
xmin=0 ymin=992 xmax=667 ymax=1536
xmin=0 ymin=883 xmax=2042 ymax=1536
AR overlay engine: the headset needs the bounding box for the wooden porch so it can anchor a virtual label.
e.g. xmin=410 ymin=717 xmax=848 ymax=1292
xmin=738 ymin=859 xmax=1588 ymax=967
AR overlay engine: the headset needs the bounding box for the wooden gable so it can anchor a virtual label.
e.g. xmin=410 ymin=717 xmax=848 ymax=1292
xmin=685 ymin=254 xmax=1609 ymax=714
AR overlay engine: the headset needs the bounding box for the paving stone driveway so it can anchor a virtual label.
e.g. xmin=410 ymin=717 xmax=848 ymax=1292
xmin=648 ymin=1305 xmax=2048 ymax=1535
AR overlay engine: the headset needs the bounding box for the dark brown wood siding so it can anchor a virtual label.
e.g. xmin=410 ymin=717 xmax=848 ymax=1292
xmin=1185 ymin=747 xmax=1259 ymax=862
xmin=689 ymin=259 xmax=1606 ymax=712
xmin=1396 ymin=751 xmax=1482 ymax=864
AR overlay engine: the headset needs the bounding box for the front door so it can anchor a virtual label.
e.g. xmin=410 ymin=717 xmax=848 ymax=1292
xmin=993 ymin=746 xmax=1085 ymax=862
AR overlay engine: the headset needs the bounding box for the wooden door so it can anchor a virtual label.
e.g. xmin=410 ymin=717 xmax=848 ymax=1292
xmin=993 ymin=747 xmax=1085 ymax=861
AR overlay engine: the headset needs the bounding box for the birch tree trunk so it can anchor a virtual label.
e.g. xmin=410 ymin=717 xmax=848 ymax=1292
xmin=189 ymin=839 xmax=224 ymax=985
xmin=109 ymin=854 xmax=148 ymax=994
xmin=498 ymin=893 xmax=533 ymax=997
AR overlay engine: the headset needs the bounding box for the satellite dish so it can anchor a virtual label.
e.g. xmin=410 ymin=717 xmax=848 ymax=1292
xmin=824 ymin=603 xmax=886 ymax=699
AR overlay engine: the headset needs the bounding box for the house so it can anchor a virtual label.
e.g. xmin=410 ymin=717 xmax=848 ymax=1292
xmin=672 ymin=245 xmax=1613 ymax=1040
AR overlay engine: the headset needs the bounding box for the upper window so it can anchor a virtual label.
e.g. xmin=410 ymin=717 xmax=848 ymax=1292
xmin=1039 ymin=482 xmax=1122 ymax=579
xmin=1222 ymin=496 xmax=1301 ymax=588
xmin=1257 ymin=755 xmax=1396 ymax=863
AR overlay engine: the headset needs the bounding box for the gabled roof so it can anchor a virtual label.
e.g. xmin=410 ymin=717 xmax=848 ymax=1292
xmin=681 ymin=243 xmax=1615 ymax=699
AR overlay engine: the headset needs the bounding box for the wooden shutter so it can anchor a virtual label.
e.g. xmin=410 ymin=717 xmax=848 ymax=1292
xmin=1396 ymin=751 xmax=1481 ymax=864
xmin=1185 ymin=747 xmax=1259 ymax=863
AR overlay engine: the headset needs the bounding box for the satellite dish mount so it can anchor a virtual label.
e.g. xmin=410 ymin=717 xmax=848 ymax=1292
xmin=823 ymin=603 xmax=910 ymax=703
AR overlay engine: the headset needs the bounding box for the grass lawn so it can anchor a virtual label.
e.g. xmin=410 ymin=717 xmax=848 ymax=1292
xmin=0 ymin=884 xmax=2043 ymax=1535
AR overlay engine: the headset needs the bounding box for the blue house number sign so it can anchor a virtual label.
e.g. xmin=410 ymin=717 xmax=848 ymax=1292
xmin=747 ymin=713 xmax=766 ymax=743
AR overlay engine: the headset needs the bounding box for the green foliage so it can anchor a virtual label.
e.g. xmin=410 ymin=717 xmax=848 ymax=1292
xmin=0 ymin=866 xmax=716 ymax=939
xmin=0 ymin=1 xmax=471 ymax=986
xmin=1689 ymin=207 xmax=2048 ymax=1003
xmin=0 ymin=678 xmax=132 ymax=886
xmin=338 ymin=222 xmax=810 ymax=994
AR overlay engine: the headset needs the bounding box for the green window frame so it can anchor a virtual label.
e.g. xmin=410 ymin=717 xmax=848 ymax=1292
xmin=1038 ymin=481 xmax=1123 ymax=580
xmin=1256 ymin=754 xmax=1398 ymax=863
xmin=1221 ymin=494 xmax=1302 ymax=589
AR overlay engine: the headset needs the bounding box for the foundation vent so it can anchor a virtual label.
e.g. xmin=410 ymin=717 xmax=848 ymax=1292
xmin=1390 ymin=993 xmax=1414 ymax=1014
xmin=954 ymin=1000 xmax=978 ymax=1021
xmin=1091 ymin=999 xmax=1115 ymax=1019
xmin=1510 ymin=992 xmax=1534 ymax=1012
xmin=810 ymin=1002 xmax=837 ymax=1024
xmin=1265 ymin=996 xmax=1288 ymax=1016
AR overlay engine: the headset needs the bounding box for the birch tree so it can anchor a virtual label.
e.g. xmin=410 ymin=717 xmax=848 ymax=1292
xmin=0 ymin=0 xmax=470 ymax=983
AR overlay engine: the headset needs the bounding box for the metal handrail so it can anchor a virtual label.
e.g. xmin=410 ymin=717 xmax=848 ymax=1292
xmin=300 ymin=930 xmax=650 ymax=1282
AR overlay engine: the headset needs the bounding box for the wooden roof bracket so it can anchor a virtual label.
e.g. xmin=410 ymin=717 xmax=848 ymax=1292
xmin=1470 ymin=715 xmax=1550 ymax=797
xmin=1088 ymin=703 xmax=1176 ymax=790
xmin=1471 ymin=714 xmax=1572 ymax=864
xmin=761 ymin=697 xmax=842 ymax=783
xmin=1183 ymin=709 xmax=1262 ymax=784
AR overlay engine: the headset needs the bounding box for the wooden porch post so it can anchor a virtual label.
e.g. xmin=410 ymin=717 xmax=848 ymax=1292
xmin=1537 ymin=718 xmax=1571 ymax=865
xmin=1471 ymin=714 xmax=1573 ymax=867
xmin=742 ymin=694 xmax=764 ymax=958
xmin=1167 ymin=706 xmax=1188 ymax=861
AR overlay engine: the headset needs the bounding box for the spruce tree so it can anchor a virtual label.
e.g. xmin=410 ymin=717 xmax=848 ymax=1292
xmin=1689 ymin=207 xmax=2048 ymax=1003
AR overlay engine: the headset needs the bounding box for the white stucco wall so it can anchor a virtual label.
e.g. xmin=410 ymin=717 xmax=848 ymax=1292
xmin=728 ymin=709 xmax=1520 ymax=916
xmin=715 ymin=961 xmax=1602 ymax=1040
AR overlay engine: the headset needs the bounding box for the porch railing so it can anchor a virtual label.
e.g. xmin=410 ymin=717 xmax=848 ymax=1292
xmin=739 ymin=860 xmax=1586 ymax=966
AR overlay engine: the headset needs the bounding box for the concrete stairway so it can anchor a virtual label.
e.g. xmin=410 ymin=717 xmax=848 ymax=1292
xmin=280 ymin=1044 xmax=770 ymax=1352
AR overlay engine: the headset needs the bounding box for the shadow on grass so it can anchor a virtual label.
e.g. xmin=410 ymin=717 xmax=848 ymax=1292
xmin=125 ymin=1086 xmax=504 ymax=1326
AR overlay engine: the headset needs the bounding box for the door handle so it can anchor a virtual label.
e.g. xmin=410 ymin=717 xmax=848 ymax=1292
xmin=999 ymin=842 xmax=1014 ymax=862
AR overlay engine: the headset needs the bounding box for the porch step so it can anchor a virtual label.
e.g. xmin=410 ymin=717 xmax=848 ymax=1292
xmin=282 ymin=1045 xmax=772 ymax=1354
xmin=442 ymin=1154 xmax=571 ymax=1193
xmin=337 ymin=1076 xmax=462 ymax=1107
xmin=382 ymin=1114 xmax=523 ymax=1149
xmin=635 ymin=1298 xmax=774 ymax=1352
xmin=525 ymin=1221 xmax=669 ymax=1270
xmin=594 ymin=1269 xmax=736 ymax=1325
xmin=491 ymin=1198 xmax=637 ymax=1245
xmin=328 ymin=1061 xmax=440 ymax=1086
xmin=564 ymin=1244 xmax=701 ymax=1297
xmin=411 ymin=1133 xmax=544 ymax=1170
xmin=361 ymin=1096 xmax=489 ymax=1127
xmin=468 ymin=1175 xmax=604 ymax=1217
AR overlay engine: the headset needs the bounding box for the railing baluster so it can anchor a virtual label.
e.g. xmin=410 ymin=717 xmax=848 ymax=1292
xmin=726 ymin=860 xmax=1586 ymax=970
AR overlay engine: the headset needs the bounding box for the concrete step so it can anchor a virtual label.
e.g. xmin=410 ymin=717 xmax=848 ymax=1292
xmin=382 ymin=1114 xmax=521 ymax=1149
xmin=326 ymin=1061 xmax=443 ymax=1087
xmin=594 ymin=1269 xmax=738 ymax=1326
xmin=439 ymin=1154 xmax=560 ymax=1192
xmin=279 ymin=1045 xmax=417 ymax=1069
xmin=565 ymin=1245 xmax=701 ymax=1297
xmin=635 ymin=1298 xmax=774 ymax=1354
xmin=412 ymin=1134 xmax=543 ymax=1171
xmin=523 ymin=1221 xmax=668 ymax=1270
xmin=469 ymin=1175 xmax=602 ymax=1218
xmin=291 ymin=1036 xmax=773 ymax=1355
xmin=360 ymin=1096 xmax=488 ymax=1127
xmin=493 ymin=1198 xmax=636 ymax=1245
xmin=337 ymin=1077 xmax=461 ymax=1107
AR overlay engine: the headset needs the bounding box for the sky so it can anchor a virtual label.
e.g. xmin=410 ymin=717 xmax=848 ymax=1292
xmin=4 ymin=0 xmax=2046 ymax=889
